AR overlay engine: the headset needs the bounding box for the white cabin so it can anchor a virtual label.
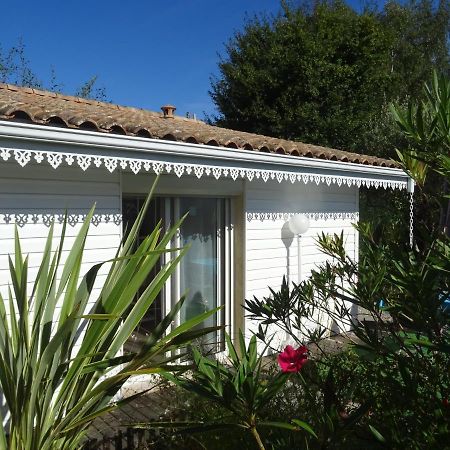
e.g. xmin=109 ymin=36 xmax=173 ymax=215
xmin=0 ymin=84 xmax=411 ymax=348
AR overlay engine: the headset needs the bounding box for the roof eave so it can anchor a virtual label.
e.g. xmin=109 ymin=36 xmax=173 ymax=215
xmin=0 ymin=120 xmax=410 ymax=190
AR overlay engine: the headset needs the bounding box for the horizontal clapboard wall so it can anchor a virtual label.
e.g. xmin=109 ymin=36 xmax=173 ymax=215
xmin=0 ymin=161 xmax=122 ymax=309
xmin=244 ymin=179 xmax=358 ymax=340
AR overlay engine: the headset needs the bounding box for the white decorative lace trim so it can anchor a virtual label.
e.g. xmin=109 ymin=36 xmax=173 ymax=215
xmin=1 ymin=211 xmax=360 ymax=226
xmin=1 ymin=213 xmax=122 ymax=227
xmin=0 ymin=147 xmax=407 ymax=191
xmin=246 ymin=212 xmax=360 ymax=222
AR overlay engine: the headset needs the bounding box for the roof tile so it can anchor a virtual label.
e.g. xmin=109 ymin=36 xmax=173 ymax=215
xmin=0 ymin=83 xmax=398 ymax=168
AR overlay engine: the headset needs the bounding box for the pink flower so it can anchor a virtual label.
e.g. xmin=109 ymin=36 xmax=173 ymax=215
xmin=278 ymin=345 xmax=308 ymax=373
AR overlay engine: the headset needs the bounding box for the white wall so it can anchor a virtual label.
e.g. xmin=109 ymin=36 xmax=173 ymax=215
xmin=122 ymin=171 xmax=244 ymax=197
xmin=0 ymin=159 xmax=122 ymax=424
xmin=123 ymin=172 xmax=360 ymax=347
xmin=0 ymin=161 xmax=122 ymax=315
xmin=0 ymin=160 xmax=359 ymax=349
xmin=244 ymin=179 xmax=359 ymax=345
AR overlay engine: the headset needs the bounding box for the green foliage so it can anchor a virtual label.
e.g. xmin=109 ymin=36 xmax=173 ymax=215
xmin=137 ymin=331 xmax=315 ymax=450
xmin=144 ymin=352 xmax=409 ymax=449
xmin=211 ymin=0 xmax=449 ymax=159
xmin=395 ymin=148 xmax=428 ymax=188
xmin=246 ymin=276 xmax=326 ymax=347
xmin=0 ymin=180 xmax=217 ymax=449
xmin=0 ymin=39 xmax=107 ymax=100
xmin=133 ymin=382 xmax=254 ymax=449
xmin=392 ymin=70 xmax=450 ymax=233
xmin=244 ymin=70 xmax=450 ymax=445
xmin=211 ymin=0 xmax=449 ymax=231
xmin=392 ymin=70 xmax=450 ymax=158
xmin=262 ymin=353 xmax=380 ymax=450
xmin=245 ymin=220 xmax=450 ymax=448
xmin=304 ymin=349 xmax=450 ymax=449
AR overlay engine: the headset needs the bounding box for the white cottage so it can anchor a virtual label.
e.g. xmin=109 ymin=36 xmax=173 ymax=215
xmin=0 ymin=84 xmax=412 ymax=347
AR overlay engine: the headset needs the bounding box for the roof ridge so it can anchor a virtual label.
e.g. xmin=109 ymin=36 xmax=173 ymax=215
xmin=0 ymin=82 xmax=206 ymax=123
xmin=0 ymin=82 xmax=153 ymax=121
xmin=0 ymin=82 xmax=109 ymax=107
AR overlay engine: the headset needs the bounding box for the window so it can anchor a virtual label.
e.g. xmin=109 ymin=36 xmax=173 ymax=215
xmin=122 ymin=196 xmax=232 ymax=351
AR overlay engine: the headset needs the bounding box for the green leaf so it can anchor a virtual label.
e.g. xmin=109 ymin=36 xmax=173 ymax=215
xmin=131 ymin=421 xmax=245 ymax=434
xmin=292 ymin=419 xmax=318 ymax=438
xmin=259 ymin=421 xmax=298 ymax=431
xmin=0 ymin=176 xmax=223 ymax=449
xmin=225 ymin=332 xmax=239 ymax=365
xmin=369 ymin=424 xmax=386 ymax=443
xmin=0 ymin=410 xmax=8 ymax=450
xmin=78 ymin=314 xmax=120 ymax=320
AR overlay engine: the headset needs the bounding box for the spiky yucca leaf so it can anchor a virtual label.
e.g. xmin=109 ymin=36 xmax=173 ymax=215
xmin=0 ymin=179 xmax=218 ymax=450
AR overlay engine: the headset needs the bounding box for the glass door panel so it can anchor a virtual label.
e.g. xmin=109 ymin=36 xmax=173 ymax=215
xmin=178 ymin=198 xmax=225 ymax=346
xmin=122 ymin=195 xmax=229 ymax=353
xmin=122 ymin=196 xmax=164 ymax=353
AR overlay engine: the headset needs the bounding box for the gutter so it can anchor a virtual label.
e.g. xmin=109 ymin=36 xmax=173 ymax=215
xmin=0 ymin=120 xmax=410 ymax=189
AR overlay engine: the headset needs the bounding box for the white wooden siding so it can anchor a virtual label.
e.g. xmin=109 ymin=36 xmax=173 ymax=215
xmin=244 ymin=179 xmax=359 ymax=344
xmin=0 ymin=161 xmax=122 ymax=313
xmin=0 ymin=158 xmax=359 ymax=352
xmin=122 ymin=171 xmax=244 ymax=197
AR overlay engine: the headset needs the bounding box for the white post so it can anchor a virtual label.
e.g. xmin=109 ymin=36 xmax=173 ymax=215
xmin=297 ymin=234 xmax=302 ymax=284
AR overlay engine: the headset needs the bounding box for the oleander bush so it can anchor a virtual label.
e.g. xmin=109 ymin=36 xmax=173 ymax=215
xmin=243 ymin=72 xmax=450 ymax=449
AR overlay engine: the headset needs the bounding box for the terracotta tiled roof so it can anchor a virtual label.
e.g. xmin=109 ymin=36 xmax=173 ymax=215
xmin=0 ymin=83 xmax=397 ymax=168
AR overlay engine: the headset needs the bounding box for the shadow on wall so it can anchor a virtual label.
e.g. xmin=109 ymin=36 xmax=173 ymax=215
xmin=280 ymin=219 xmax=358 ymax=338
xmin=281 ymin=221 xmax=294 ymax=285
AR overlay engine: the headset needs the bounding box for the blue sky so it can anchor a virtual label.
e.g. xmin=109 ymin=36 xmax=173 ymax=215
xmin=1 ymin=0 xmax=383 ymax=119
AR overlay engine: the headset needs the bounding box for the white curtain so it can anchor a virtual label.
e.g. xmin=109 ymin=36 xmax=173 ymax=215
xmin=179 ymin=197 xmax=218 ymax=331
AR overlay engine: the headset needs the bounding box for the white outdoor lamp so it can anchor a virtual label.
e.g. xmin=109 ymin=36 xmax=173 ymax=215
xmin=288 ymin=214 xmax=310 ymax=283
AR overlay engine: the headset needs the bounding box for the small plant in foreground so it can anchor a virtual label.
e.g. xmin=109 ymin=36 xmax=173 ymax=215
xmin=134 ymin=332 xmax=316 ymax=450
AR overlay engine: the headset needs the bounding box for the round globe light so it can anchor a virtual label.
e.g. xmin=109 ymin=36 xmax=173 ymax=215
xmin=288 ymin=214 xmax=310 ymax=235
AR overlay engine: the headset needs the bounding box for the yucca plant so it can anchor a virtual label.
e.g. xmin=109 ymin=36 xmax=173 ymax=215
xmin=0 ymin=180 xmax=218 ymax=450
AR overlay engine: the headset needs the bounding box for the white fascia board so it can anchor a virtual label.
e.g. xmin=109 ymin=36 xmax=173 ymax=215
xmin=0 ymin=120 xmax=409 ymax=187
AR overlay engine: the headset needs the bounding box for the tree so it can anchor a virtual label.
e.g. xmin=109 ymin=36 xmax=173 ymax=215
xmin=0 ymin=39 xmax=108 ymax=101
xmin=211 ymin=0 xmax=449 ymax=160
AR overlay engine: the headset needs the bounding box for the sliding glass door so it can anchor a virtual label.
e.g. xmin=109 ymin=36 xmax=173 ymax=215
xmin=177 ymin=198 xmax=226 ymax=347
xmin=122 ymin=195 xmax=231 ymax=351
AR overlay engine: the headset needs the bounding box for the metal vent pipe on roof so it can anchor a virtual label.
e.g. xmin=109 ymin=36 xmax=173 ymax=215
xmin=161 ymin=105 xmax=176 ymax=119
